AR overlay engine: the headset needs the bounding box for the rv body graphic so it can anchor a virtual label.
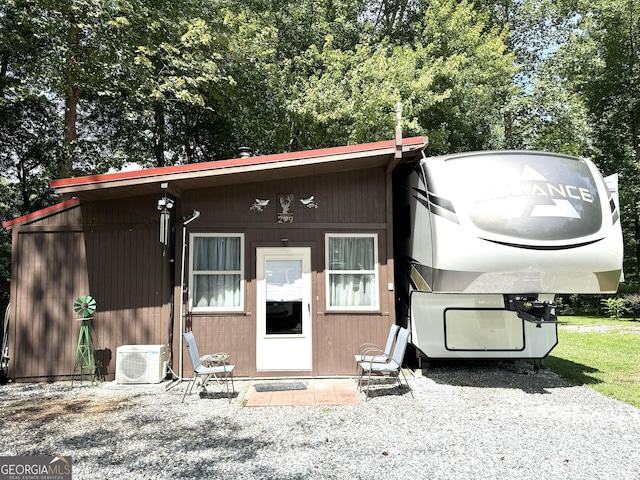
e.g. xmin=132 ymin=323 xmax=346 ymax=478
xmin=394 ymin=151 xmax=623 ymax=359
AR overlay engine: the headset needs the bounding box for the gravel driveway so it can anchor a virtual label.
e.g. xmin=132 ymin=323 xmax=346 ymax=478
xmin=1 ymin=362 xmax=639 ymax=480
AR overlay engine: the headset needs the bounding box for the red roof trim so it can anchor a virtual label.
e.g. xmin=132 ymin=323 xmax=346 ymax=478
xmin=2 ymin=197 xmax=80 ymax=229
xmin=50 ymin=137 xmax=426 ymax=190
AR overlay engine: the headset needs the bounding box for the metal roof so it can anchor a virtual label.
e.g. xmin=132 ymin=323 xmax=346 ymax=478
xmin=3 ymin=197 xmax=81 ymax=229
xmin=50 ymin=137 xmax=426 ymax=200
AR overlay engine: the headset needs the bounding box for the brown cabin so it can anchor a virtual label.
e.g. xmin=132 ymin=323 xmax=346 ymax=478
xmin=3 ymin=137 xmax=426 ymax=381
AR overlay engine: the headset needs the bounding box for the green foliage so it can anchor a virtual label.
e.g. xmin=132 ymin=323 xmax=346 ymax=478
xmin=89 ymin=0 xmax=236 ymax=167
xmin=557 ymin=294 xmax=604 ymax=316
xmin=562 ymin=288 xmax=640 ymax=320
xmin=615 ymin=281 xmax=640 ymax=295
xmin=0 ymin=241 xmax=10 ymax=282
xmin=285 ymin=41 xmax=437 ymax=148
xmin=416 ymin=0 xmax=517 ymax=153
xmin=476 ymin=0 xmax=592 ymax=155
xmin=0 ymin=178 xmax=17 ymax=281
xmin=0 ymin=98 xmax=62 ymax=208
xmin=621 ymin=294 xmax=640 ymax=319
xmin=600 ymin=297 xmax=627 ymax=320
xmin=285 ymin=0 xmax=516 ymax=151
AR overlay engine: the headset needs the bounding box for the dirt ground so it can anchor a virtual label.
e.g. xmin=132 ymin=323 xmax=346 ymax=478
xmin=1 ymin=391 xmax=134 ymax=424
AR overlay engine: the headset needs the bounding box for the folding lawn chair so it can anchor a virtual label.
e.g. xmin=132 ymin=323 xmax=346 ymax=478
xmin=182 ymin=331 xmax=235 ymax=403
xmin=358 ymin=326 xmax=413 ymax=400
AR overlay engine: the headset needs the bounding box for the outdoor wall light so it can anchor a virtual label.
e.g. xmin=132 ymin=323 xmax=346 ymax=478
xmin=157 ymin=197 xmax=175 ymax=211
xmin=158 ymin=195 xmax=175 ymax=245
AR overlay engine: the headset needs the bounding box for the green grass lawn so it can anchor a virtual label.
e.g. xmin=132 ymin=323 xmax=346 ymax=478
xmin=544 ymin=316 xmax=640 ymax=409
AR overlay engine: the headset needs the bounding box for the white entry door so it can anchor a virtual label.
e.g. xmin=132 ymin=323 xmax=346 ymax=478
xmin=256 ymin=247 xmax=312 ymax=371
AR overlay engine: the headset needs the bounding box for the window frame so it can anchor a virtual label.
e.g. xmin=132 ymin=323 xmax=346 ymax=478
xmin=189 ymin=233 xmax=245 ymax=313
xmin=325 ymin=233 xmax=380 ymax=312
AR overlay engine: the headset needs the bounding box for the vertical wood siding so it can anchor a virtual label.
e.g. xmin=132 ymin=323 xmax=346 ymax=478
xmin=10 ymin=166 xmax=397 ymax=379
xmin=177 ymin=166 xmax=395 ymax=377
xmin=83 ymin=227 xmax=169 ymax=377
xmin=314 ymin=315 xmax=393 ymax=375
xmin=11 ymin=230 xmax=89 ymax=379
xmin=10 ymin=199 xmax=170 ymax=380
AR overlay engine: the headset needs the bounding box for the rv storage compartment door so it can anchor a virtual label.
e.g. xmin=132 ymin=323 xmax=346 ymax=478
xmin=409 ymin=292 xmax=558 ymax=359
xmin=444 ymin=309 xmax=524 ymax=351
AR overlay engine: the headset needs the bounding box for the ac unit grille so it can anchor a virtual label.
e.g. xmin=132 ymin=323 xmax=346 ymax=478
xmin=120 ymin=353 xmax=148 ymax=382
xmin=116 ymin=345 xmax=166 ymax=384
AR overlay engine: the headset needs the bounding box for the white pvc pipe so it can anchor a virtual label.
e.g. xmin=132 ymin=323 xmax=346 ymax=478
xmin=177 ymin=210 xmax=200 ymax=381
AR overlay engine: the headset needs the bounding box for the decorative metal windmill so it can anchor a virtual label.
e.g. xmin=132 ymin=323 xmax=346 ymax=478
xmin=72 ymin=295 xmax=97 ymax=386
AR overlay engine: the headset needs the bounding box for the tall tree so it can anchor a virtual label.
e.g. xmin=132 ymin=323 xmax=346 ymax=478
xmin=32 ymin=1 xmax=121 ymax=178
xmin=476 ymin=0 xmax=591 ymax=153
xmin=284 ymin=0 xmax=516 ymax=152
xmin=0 ymin=0 xmax=62 ymax=212
xmin=90 ymin=0 xmax=236 ymax=167
xmin=214 ymin=0 xmax=365 ymax=155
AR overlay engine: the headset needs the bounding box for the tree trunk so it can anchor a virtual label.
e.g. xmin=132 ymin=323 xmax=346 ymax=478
xmin=0 ymin=53 xmax=8 ymax=98
xmin=61 ymin=84 xmax=79 ymax=179
xmin=60 ymin=20 xmax=80 ymax=181
xmin=153 ymin=103 xmax=166 ymax=167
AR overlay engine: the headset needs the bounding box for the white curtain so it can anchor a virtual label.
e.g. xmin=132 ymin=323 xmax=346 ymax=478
xmin=193 ymin=236 xmax=241 ymax=307
xmin=328 ymin=237 xmax=376 ymax=307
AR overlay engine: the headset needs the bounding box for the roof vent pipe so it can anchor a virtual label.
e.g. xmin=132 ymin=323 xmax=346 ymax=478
xmin=238 ymin=146 xmax=253 ymax=158
xmin=395 ymin=101 xmax=403 ymax=161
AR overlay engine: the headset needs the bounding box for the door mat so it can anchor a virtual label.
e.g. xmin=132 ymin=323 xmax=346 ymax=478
xmin=253 ymin=382 xmax=307 ymax=392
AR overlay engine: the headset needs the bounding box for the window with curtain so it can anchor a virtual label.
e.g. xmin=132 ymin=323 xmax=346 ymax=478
xmin=190 ymin=233 xmax=244 ymax=311
xmin=325 ymin=234 xmax=379 ymax=310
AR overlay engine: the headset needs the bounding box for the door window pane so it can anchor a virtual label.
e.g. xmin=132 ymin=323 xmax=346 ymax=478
xmin=265 ymin=259 xmax=303 ymax=334
xmin=266 ymin=302 xmax=302 ymax=335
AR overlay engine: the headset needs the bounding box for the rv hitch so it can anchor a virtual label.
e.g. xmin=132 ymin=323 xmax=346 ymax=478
xmin=504 ymin=295 xmax=558 ymax=328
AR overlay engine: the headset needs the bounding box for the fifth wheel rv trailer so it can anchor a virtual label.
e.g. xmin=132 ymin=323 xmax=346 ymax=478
xmin=393 ymin=150 xmax=623 ymax=360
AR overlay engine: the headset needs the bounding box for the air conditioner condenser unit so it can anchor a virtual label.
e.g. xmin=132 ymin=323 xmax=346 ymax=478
xmin=116 ymin=345 xmax=167 ymax=384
